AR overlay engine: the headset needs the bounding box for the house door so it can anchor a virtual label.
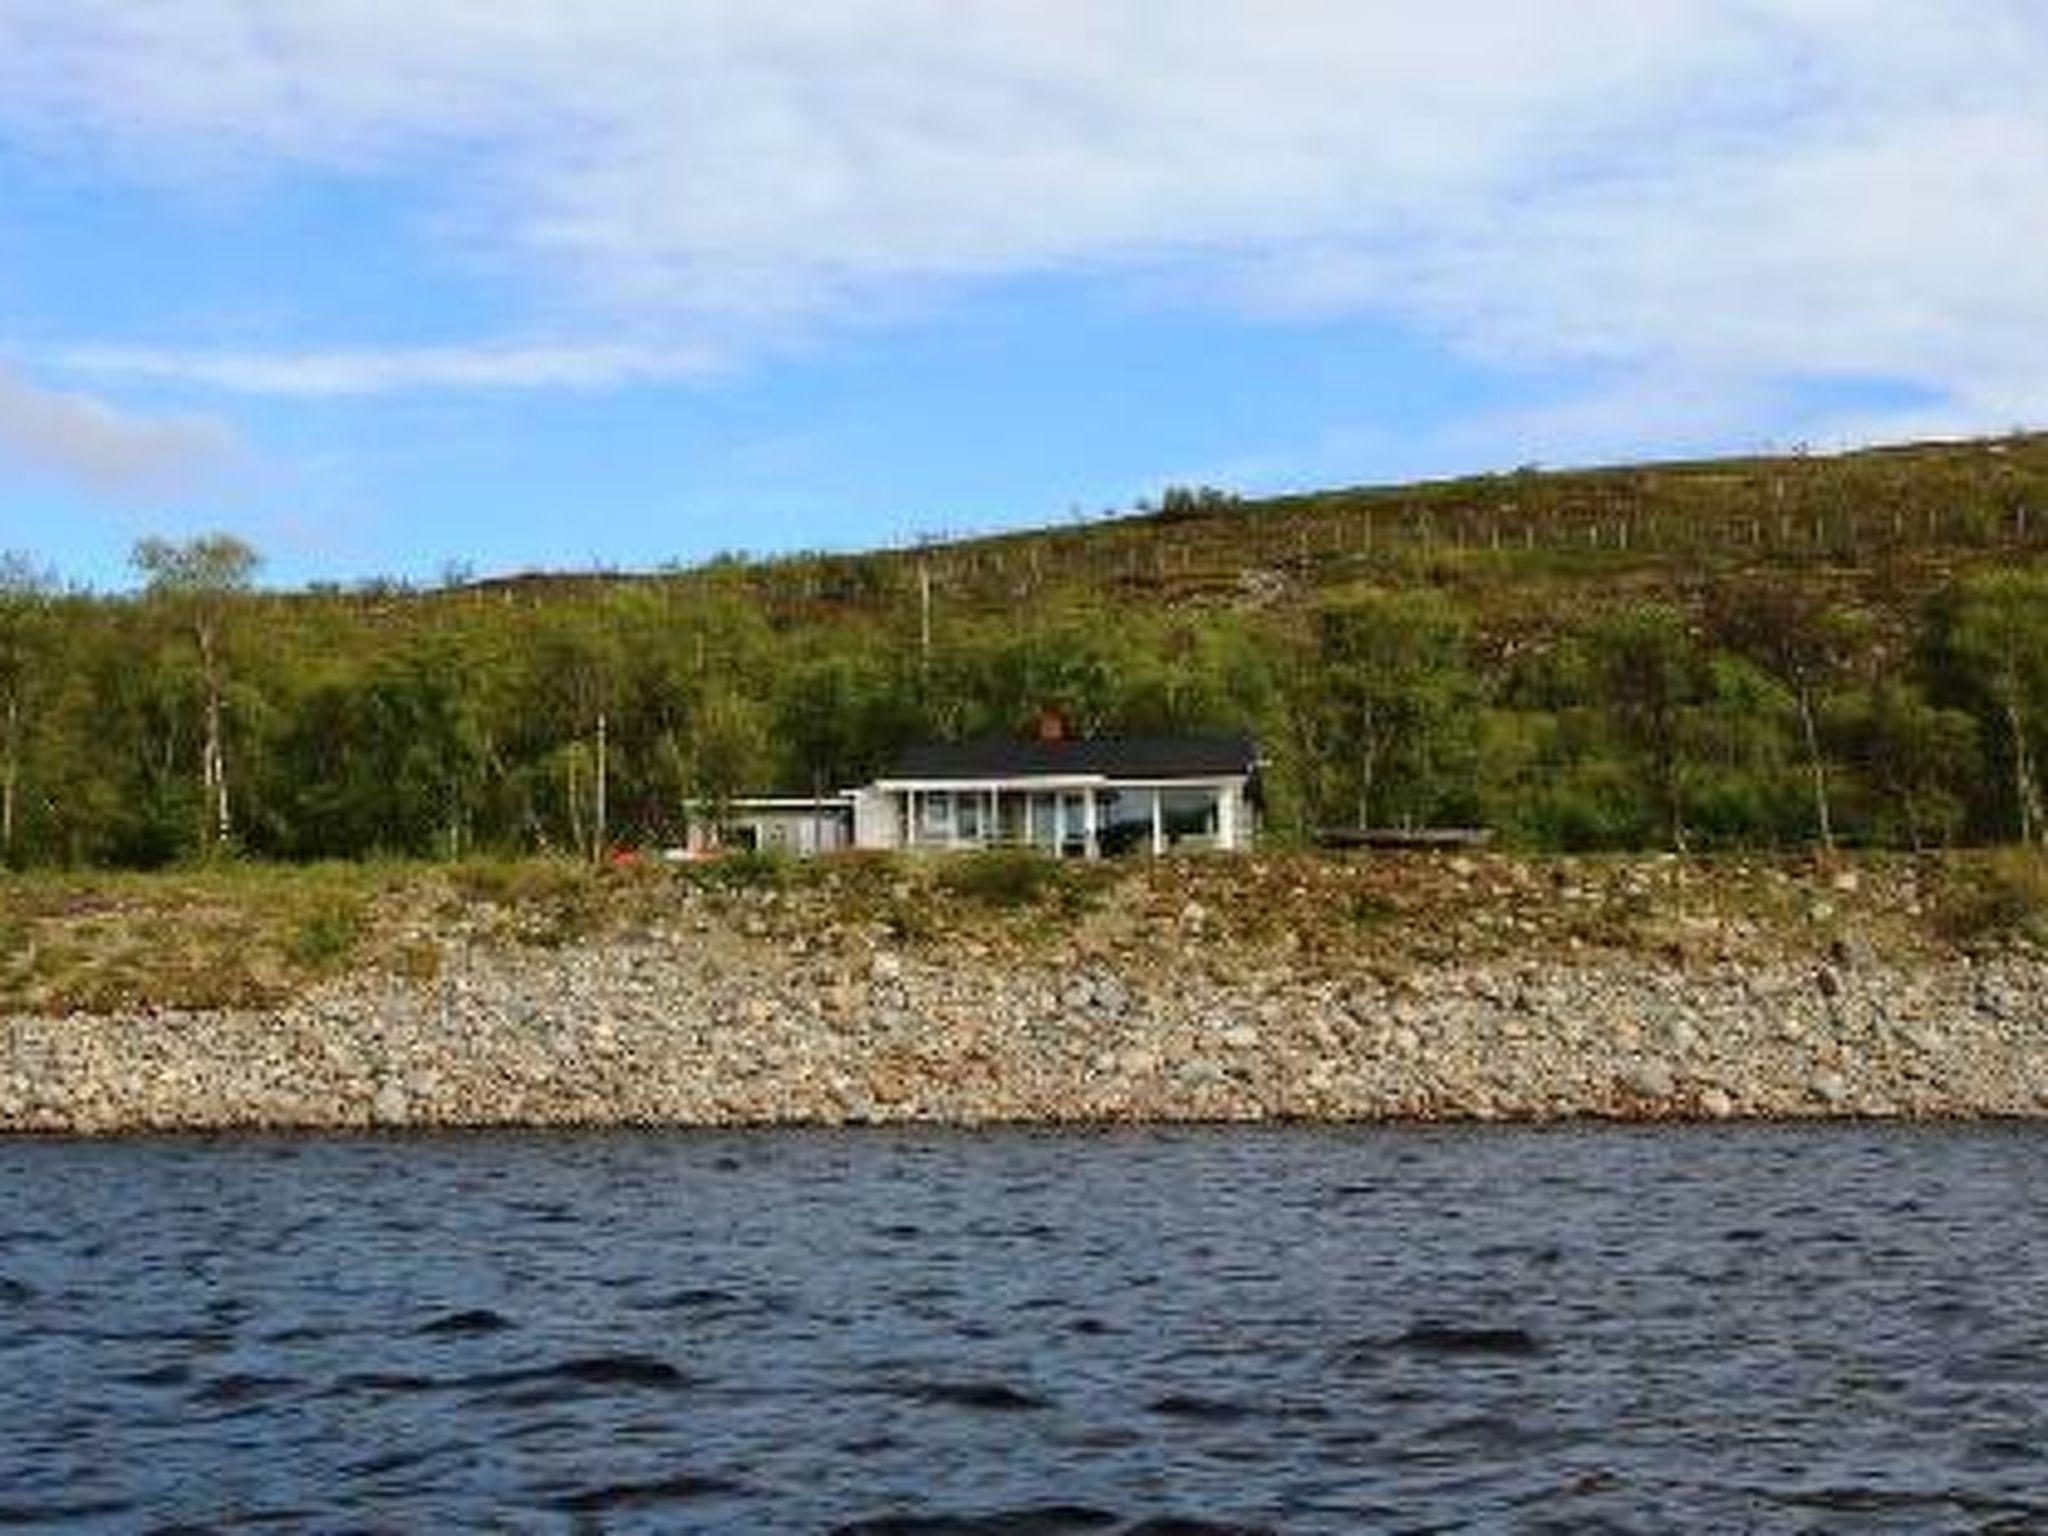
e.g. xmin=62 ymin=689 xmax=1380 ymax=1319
xmin=1060 ymin=791 xmax=1091 ymax=858
xmin=1029 ymin=792 xmax=1061 ymax=854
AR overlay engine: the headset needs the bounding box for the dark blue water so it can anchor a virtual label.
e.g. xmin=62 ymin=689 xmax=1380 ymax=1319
xmin=3 ymin=1126 xmax=2046 ymax=1533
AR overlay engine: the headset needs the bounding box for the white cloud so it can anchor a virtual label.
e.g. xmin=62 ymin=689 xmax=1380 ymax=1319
xmin=0 ymin=365 xmax=238 ymax=498
xmin=3 ymin=1 xmax=2048 ymax=433
xmin=60 ymin=341 xmax=721 ymax=396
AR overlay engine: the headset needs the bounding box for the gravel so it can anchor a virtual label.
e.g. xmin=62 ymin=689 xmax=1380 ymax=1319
xmin=3 ymin=911 xmax=2043 ymax=1134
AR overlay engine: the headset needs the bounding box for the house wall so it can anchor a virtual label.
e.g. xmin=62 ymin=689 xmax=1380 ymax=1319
xmin=851 ymin=788 xmax=902 ymax=852
xmin=746 ymin=810 xmax=849 ymax=857
xmin=687 ymin=803 xmax=852 ymax=857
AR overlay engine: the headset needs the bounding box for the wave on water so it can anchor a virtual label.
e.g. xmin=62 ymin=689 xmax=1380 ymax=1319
xmin=555 ymin=1469 xmax=748 ymax=1514
xmin=414 ymin=1307 xmax=515 ymax=1336
xmin=830 ymin=1512 xmax=1272 ymax=1535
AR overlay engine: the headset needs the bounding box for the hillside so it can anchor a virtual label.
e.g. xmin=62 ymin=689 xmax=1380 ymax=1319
xmin=445 ymin=429 xmax=2048 ymax=622
xmin=1 ymin=431 xmax=2044 ymax=867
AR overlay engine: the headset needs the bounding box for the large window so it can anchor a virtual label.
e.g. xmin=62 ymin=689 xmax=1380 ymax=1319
xmin=997 ymin=792 xmax=1030 ymax=845
xmin=1160 ymin=787 xmax=1221 ymax=849
xmin=1096 ymin=789 xmax=1155 ymax=856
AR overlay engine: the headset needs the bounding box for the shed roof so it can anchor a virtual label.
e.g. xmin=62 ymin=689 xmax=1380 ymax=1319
xmin=889 ymin=733 xmax=1258 ymax=782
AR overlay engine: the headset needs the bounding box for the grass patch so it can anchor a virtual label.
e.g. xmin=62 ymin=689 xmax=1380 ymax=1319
xmin=1346 ymin=888 xmax=1406 ymax=928
xmin=286 ymin=892 xmax=367 ymax=969
xmin=937 ymin=849 xmax=1065 ymax=907
xmin=1937 ymin=847 xmax=2048 ymax=946
xmin=936 ymin=849 xmax=1119 ymax=916
xmin=444 ymin=856 xmax=623 ymax=946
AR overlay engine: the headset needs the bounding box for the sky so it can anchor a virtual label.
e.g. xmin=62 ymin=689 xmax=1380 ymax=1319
xmin=1 ymin=2 xmax=2045 ymax=591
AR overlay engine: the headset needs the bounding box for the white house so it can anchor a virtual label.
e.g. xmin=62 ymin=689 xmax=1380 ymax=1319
xmin=696 ymin=731 xmax=1261 ymax=859
xmin=859 ymin=731 xmax=1259 ymax=856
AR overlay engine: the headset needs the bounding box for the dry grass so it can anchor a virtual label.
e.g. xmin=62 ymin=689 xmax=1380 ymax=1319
xmin=0 ymin=846 xmax=2031 ymax=1015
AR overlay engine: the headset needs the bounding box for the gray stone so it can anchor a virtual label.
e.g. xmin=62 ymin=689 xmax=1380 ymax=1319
xmin=370 ymin=1080 xmax=410 ymax=1126
xmin=1626 ymin=1060 xmax=1675 ymax=1100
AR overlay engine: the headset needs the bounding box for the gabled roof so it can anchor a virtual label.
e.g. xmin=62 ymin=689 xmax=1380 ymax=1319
xmin=889 ymin=733 xmax=1258 ymax=782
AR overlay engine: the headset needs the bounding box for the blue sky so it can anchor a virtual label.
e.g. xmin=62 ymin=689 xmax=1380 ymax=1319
xmin=1 ymin=2 xmax=2045 ymax=591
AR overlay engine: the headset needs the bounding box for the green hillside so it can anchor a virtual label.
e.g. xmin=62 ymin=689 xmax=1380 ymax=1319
xmin=2 ymin=431 xmax=2045 ymax=867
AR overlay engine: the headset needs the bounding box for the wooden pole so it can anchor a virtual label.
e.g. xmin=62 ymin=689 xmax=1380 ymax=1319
xmin=918 ymin=558 xmax=932 ymax=677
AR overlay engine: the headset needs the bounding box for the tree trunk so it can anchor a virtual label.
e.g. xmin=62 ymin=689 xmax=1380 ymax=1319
xmin=2007 ymin=693 xmax=2046 ymax=846
xmin=1653 ymin=707 xmax=1687 ymax=854
xmin=1 ymin=689 xmax=17 ymax=865
xmin=1796 ymin=684 xmax=1835 ymax=853
xmin=565 ymin=750 xmax=585 ymax=858
xmin=593 ymin=711 xmax=609 ymax=863
xmin=197 ymin=618 xmax=231 ymax=849
xmin=1348 ymin=694 xmax=1384 ymax=832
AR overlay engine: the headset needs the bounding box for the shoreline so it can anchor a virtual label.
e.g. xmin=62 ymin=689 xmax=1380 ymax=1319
xmin=5 ymin=880 xmax=2043 ymax=1135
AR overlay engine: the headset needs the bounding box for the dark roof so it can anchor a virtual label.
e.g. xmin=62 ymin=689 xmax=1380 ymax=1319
xmin=889 ymin=733 xmax=1258 ymax=781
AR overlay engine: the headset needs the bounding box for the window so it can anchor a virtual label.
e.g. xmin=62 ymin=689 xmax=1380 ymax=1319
xmin=1096 ymin=788 xmax=1155 ymax=856
xmin=1160 ymin=787 xmax=1220 ymax=849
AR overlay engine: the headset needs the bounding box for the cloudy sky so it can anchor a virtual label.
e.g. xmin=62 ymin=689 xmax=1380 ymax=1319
xmin=1 ymin=2 xmax=2045 ymax=588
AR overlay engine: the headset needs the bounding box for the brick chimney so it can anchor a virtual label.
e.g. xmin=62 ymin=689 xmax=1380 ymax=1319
xmin=1032 ymin=706 xmax=1071 ymax=743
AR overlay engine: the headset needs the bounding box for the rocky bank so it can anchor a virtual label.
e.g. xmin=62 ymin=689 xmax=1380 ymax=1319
xmin=2 ymin=853 xmax=2044 ymax=1134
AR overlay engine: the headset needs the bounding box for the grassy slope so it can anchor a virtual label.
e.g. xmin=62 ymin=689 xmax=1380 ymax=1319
xmin=428 ymin=431 xmax=2048 ymax=637
xmin=3 ymin=847 xmax=2040 ymax=1016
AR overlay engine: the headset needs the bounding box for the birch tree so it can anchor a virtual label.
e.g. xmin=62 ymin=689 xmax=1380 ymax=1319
xmin=1315 ymin=591 xmax=1478 ymax=832
xmin=1708 ymin=582 xmax=1864 ymax=853
xmin=132 ymin=534 xmax=260 ymax=852
xmin=1939 ymin=572 xmax=2048 ymax=846
xmin=0 ymin=555 xmax=54 ymax=865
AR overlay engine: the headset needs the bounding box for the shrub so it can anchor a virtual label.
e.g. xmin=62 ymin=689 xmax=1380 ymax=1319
xmin=685 ymin=848 xmax=793 ymax=892
xmin=938 ymin=849 xmax=1065 ymax=908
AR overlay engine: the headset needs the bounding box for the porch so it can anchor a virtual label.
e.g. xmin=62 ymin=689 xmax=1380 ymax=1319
xmin=866 ymin=777 xmax=1238 ymax=857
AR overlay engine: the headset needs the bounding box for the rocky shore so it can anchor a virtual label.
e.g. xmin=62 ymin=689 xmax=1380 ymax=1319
xmin=3 ymin=853 xmax=2044 ymax=1134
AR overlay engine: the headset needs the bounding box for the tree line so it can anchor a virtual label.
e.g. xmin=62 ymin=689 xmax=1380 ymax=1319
xmin=0 ymin=534 xmax=2042 ymax=868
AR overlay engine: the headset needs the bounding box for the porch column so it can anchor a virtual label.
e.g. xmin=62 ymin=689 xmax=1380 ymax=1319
xmin=1083 ymin=790 xmax=1099 ymax=859
xmin=1217 ymin=784 xmax=1237 ymax=850
xmin=1150 ymin=788 xmax=1164 ymax=856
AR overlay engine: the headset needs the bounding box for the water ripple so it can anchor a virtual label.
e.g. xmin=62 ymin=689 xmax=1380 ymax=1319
xmin=0 ymin=1124 xmax=2043 ymax=1530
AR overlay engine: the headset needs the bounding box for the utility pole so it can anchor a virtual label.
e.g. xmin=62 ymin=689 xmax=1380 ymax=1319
xmin=918 ymin=557 xmax=933 ymax=677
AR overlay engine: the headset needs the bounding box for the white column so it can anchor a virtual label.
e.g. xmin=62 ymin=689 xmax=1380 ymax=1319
xmin=1150 ymin=788 xmax=1164 ymax=856
xmin=1217 ymin=782 xmax=1237 ymax=850
xmin=1083 ymin=790 xmax=1099 ymax=859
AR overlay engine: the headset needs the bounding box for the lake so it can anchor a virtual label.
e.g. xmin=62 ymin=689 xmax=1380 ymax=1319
xmin=3 ymin=1125 xmax=2045 ymax=1532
